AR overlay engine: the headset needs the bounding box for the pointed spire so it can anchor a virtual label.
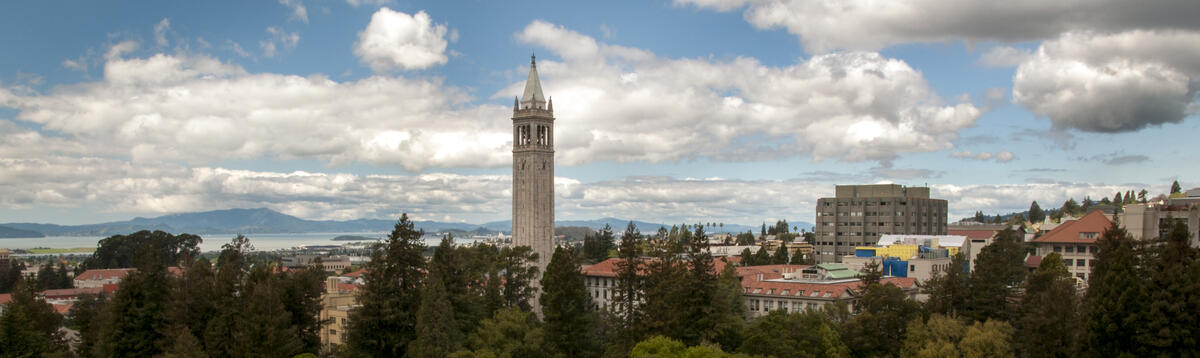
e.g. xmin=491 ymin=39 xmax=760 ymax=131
xmin=547 ymin=96 xmax=553 ymax=112
xmin=513 ymin=96 xmax=519 ymax=111
xmin=520 ymin=55 xmax=546 ymax=109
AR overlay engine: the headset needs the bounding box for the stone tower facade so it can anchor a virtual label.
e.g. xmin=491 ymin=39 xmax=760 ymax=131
xmin=512 ymin=55 xmax=555 ymax=280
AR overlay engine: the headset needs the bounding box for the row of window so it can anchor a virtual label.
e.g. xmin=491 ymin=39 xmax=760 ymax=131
xmin=1052 ymin=245 xmax=1098 ymax=254
xmin=748 ymin=298 xmax=829 ymax=313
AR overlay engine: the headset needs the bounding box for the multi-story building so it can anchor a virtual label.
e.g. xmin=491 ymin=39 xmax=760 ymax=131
xmin=1027 ymin=210 xmax=1112 ymax=282
xmin=319 ymin=276 xmax=362 ymax=350
xmin=814 ymin=184 xmax=948 ymax=263
xmin=1120 ymin=188 xmax=1200 ymax=246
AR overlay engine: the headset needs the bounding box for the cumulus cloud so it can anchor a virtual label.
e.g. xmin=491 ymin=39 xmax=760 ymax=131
xmin=355 ymin=8 xmax=449 ymax=71
xmin=675 ymin=0 xmax=1200 ymax=53
xmin=0 ymin=49 xmax=510 ymax=171
xmin=951 ymin=150 xmax=1015 ymax=162
xmin=977 ymin=46 xmax=1031 ymax=67
xmin=1013 ymin=30 xmax=1200 ymax=133
xmin=512 ymin=20 xmax=981 ymax=165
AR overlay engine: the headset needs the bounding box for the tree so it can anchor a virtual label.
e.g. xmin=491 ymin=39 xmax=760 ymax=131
xmin=922 ymin=253 xmax=968 ymax=317
xmin=841 ymin=283 xmax=921 ymax=357
xmin=84 ymin=230 xmax=201 ymax=269
xmin=582 ymin=224 xmax=617 ymax=263
xmin=409 ymin=269 xmax=462 ymax=358
xmin=168 ymin=257 xmax=216 ymax=351
xmin=708 ymin=263 xmax=746 ymax=351
xmin=344 ymin=214 xmax=427 ymax=357
xmin=738 ymin=248 xmax=754 ymax=266
xmin=1140 ymin=220 xmax=1198 ymax=354
xmin=789 ymin=249 xmax=807 ymax=265
xmin=738 ymin=310 xmax=848 ymax=358
xmin=1060 ymin=198 xmax=1081 ymax=216
xmin=540 ymin=246 xmax=600 ymax=357
xmin=752 ymin=247 xmax=770 ymax=266
xmin=1138 ymin=189 xmax=1148 ymax=203
xmin=0 ymin=279 xmax=70 ymax=356
xmin=160 ymin=326 xmax=209 ymax=358
xmin=1028 ymin=201 xmax=1045 ymax=223
xmin=203 ymin=235 xmax=252 ymax=357
xmin=735 ymin=231 xmax=754 ymax=245
xmin=960 ymin=320 xmax=1014 ymax=358
xmin=1014 ymin=252 xmax=1078 ymax=358
xmin=234 ymin=265 xmax=305 ymax=357
xmin=608 ymin=222 xmax=646 ymax=355
xmin=630 ymin=336 xmax=741 ymax=358
xmin=1171 ymin=180 xmax=1182 ymax=194
xmin=95 ymin=247 xmax=173 ymax=357
xmin=498 ymin=246 xmax=540 ymax=311
xmin=69 ymin=292 xmax=105 ymax=357
xmin=1081 ymin=220 xmax=1147 ymax=357
xmin=966 ymin=228 xmax=1026 ymax=322
xmin=455 ymin=307 xmax=547 ymax=358
xmin=429 ymin=235 xmax=483 ymax=338
xmin=974 ymin=211 xmax=986 ymax=223
xmin=771 ymin=244 xmax=789 ymax=264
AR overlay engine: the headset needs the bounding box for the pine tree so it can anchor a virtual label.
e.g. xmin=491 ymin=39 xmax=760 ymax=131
xmin=462 ymin=307 xmax=547 ymax=358
xmin=708 ymin=263 xmax=746 ymax=351
xmin=69 ymin=292 xmax=105 ymax=358
xmin=841 ymin=283 xmax=921 ymax=357
xmin=789 ymin=249 xmax=806 ymax=265
xmin=966 ymin=228 xmax=1026 ymax=322
xmin=771 ymin=244 xmax=789 ymax=264
xmin=429 ymin=235 xmax=483 ymax=338
xmin=1171 ymin=180 xmax=1182 ymax=194
xmin=1138 ymin=189 xmax=1148 ymax=203
xmin=739 ymin=310 xmax=848 ymax=358
xmin=609 ymin=222 xmax=646 ymax=354
xmin=235 ymin=265 xmax=305 ymax=357
xmin=540 ymin=246 xmax=599 ymax=357
xmin=277 ymin=261 xmax=327 ymax=353
xmin=345 ymin=214 xmax=427 ymax=357
xmin=1029 ymin=201 xmax=1046 ymax=224
xmin=0 ymin=279 xmax=69 ymax=356
xmin=752 ymin=247 xmax=770 ymax=266
xmin=1140 ymin=220 xmax=1198 ymax=353
xmin=160 ymin=326 xmax=209 ymax=358
xmin=498 ymin=245 xmax=540 ymax=311
xmin=738 ymin=248 xmax=754 ymax=266
xmin=1014 ymin=252 xmax=1078 ymax=357
xmin=168 ymin=257 xmax=216 ymax=350
xmin=409 ymin=268 xmax=462 ymax=358
xmin=203 ymin=235 xmax=251 ymax=357
xmin=1081 ymin=220 xmax=1147 ymax=357
xmin=922 ymin=253 xmax=969 ymax=316
xmin=96 ymin=247 xmax=172 ymax=357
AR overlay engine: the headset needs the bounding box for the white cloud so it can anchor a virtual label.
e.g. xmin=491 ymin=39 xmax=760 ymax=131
xmin=675 ymin=0 xmax=1200 ymax=53
xmin=344 ymin=0 xmax=389 ymax=7
xmin=260 ymin=27 xmax=300 ymax=58
xmin=951 ymin=150 xmax=1015 ymax=163
xmin=513 ymin=20 xmax=981 ymax=164
xmin=154 ymin=18 xmax=171 ymax=47
xmin=1013 ymin=30 xmax=1200 ymax=133
xmin=355 ymin=8 xmax=449 ymax=71
xmin=278 ymin=0 xmax=308 ymax=24
xmin=977 ymin=46 xmax=1031 ymax=67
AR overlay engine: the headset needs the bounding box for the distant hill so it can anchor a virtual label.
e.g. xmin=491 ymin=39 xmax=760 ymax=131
xmin=2 ymin=208 xmax=812 ymax=237
xmin=0 ymin=225 xmax=45 ymax=238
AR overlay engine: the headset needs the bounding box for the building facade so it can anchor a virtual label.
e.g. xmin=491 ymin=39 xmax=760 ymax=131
xmin=1120 ymin=189 xmax=1200 ymax=247
xmin=1028 ymin=210 xmax=1112 ymax=282
xmin=814 ymin=184 xmax=948 ymax=263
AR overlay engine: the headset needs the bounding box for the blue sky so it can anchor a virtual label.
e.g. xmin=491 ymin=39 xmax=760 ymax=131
xmin=1 ymin=0 xmax=1197 ymax=225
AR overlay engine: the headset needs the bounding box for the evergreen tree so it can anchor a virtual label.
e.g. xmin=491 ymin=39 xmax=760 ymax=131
xmin=738 ymin=310 xmax=848 ymax=358
xmin=410 ymin=269 xmax=463 ymax=358
xmin=1081 ymin=220 xmax=1147 ymax=357
xmin=540 ymin=246 xmax=600 ymax=357
xmin=83 ymin=230 xmax=201 ymax=270
xmin=277 ymin=261 xmax=327 ymax=353
xmin=1171 ymin=180 xmax=1182 ymax=194
xmin=841 ymin=283 xmax=921 ymax=357
xmin=498 ymin=246 xmax=540 ymax=311
xmin=641 ymin=227 xmax=687 ymax=342
xmin=608 ymin=222 xmax=646 ymax=355
xmin=1061 ymin=198 xmax=1081 ymax=216
xmin=974 ymin=211 xmax=986 ymax=223
xmin=901 ymin=314 xmax=965 ymax=358
xmin=1140 ymin=220 xmax=1198 ymax=353
xmin=771 ymin=244 xmax=789 ymax=264
xmin=203 ymin=235 xmax=252 ymax=357
xmin=966 ymin=228 xmax=1026 ymax=322
xmin=95 ymin=247 xmax=172 ymax=357
xmin=1014 ymin=252 xmax=1078 ymax=357
xmin=960 ymin=319 xmax=1015 ymax=358
xmin=235 ymin=265 xmax=305 ymax=357
xmin=922 ymin=253 xmax=968 ymax=316
xmin=738 ymin=248 xmax=754 ymax=266
xmin=168 ymin=257 xmax=216 ymax=350
xmin=0 ymin=279 xmax=69 ymax=356
xmin=457 ymin=307 xmax=547 ymax=358
xmin=1138 ymin=189 xmax=1148 ymax=203
xmin=708 ymin=262 xmax=746 ymax=351
xmin=752 ymin=247 xmax=770 ymax=266
xmin=429 ymin=235 xmax=482 ymax=338
xmin=68 ymin=292 xmax=105 ymax=358
xmin=1114 ymin=192 xmax=1124 ymax=206
xmin=345 ymin=214 xmax=427 ymax=357
xmin=160 ymin=326 xmax=209 ymax=358
xmin=789 ymin=249 xmax=806 ymax=265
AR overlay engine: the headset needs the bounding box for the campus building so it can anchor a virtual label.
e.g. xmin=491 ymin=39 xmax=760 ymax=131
xmin=814 ymin=184 xmax=948 ymax=263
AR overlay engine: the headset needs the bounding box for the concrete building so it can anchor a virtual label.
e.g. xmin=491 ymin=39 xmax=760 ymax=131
xmin=512 ymin=55 xmax=555 ymax=308
xmin=1120 ymin=189 xmax=1200 ymax=246
xmin=840 ymin=235 xmax=963 ymax=282
xmin=319 ymin=275 xmax=362 ymax=350
xmin=948 ymin=224 xmax=1008 ymax=271
xmin=281 ymin=255 xmax=352 ymax=272
xmin=1027 ymin=210 xmax=1112 ymax=282
xmin=814 ymin=184 xmax=948 ymax=263
xmin=73 ymin=268 xmax=135 ymax=288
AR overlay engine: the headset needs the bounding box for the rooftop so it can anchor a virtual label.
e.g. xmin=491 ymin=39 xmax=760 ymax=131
xmin=1032 ymin=210 xmax=1112 ymax=244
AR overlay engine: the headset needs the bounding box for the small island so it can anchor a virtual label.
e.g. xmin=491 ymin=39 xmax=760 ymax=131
xmin=332 ymin=235 xmax=377 ymax=241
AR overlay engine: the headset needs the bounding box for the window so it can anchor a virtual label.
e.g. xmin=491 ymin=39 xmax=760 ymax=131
xmin=1076 ymin=273 xmax=1086 ymax=280
xmin=1090 ymin=246 xmax=1098 ymax=254
xmin=1053 ymin=245 xmax=1062 ymax=253
xmin=1077 ymin=259 xmax=1086 ymax=267
xmin=1077 ymin=245 xmax=1087 ymax=253
xmin=330 ymin=329 xmax=337 ymax=335
xmin=1065 ymin=246 xmax=1074 ymax=253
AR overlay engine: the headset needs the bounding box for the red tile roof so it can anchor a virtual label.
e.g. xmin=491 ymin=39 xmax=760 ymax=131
xmin=42 ymin=287 xmax=104 ymax=298
xmin=342 ymin=269 xmax=367 ymax=278
xmin=1025 ymin=255 xmax=1043 ymax=269
xmin=336 ymin=283 xmax=362 ymax=294
xmin=742 ymin=276 xmax=916 ymax=299
xmin=51 ymin=302 xmax=73 ymax=315
xmin=1032 ymin=210 xmax=1111 ymax=244
xmin=0 ymin=294 xmax=10 ymax=305
xmin=73 ymin=268 xmax=134 ymax=281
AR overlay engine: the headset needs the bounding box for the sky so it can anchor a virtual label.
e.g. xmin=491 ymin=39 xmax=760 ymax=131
xmin=1 ymin=0 xmax=1197 ymax=226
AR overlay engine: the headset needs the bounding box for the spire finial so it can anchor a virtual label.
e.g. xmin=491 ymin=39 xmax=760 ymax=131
xmin=531 ymin=52 xmax=536 ymax=66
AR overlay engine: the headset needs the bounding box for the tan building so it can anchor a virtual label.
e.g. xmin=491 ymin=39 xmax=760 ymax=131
xmin=814 ymin=184 xmax=948 ymax=263
xmin=1120 ymin=189 xmax=1200 ymax=246
xmin=512 ymin=56 xmax=556 ymax=311
xmin=319 ymin=276 xmax=361 ymax=350
xmin=73 ymin=268 xmax=135 ymax=288
xmin=1027 ymin=210 xmax=1112 ymax=282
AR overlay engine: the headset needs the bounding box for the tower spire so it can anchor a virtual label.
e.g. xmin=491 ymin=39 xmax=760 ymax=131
xmin=520 ymin=54 xmax=545 ymax=109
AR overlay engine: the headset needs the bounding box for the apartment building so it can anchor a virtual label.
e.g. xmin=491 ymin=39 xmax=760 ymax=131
xmin=1120 ymin=189 xmax=1200 ymax=246
xmin=1027 ymin=210 xmax=1112 ymax=282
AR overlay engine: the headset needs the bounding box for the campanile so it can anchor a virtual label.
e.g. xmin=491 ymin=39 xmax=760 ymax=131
xmin=512 ymin=55 xmax=554 ymax=281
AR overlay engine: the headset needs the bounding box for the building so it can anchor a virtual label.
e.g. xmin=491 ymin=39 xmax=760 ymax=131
xmin=840 ymin=235 xmax=963 ymax=282
xmin=948 ymin=224 xmax=1008 ymax=271
xmin=1027 ymin=210 xmax=1112 ymax=282
xmin=319 ymin=275 xmax=363 ymax=350
xmin=814 ymin=184 xmax=948 ymax=263
xmin=281 ymin=255 xmax=352 ymax=272
xmin=761 ymin=240 xmax=815 ymax=261
xmin=1120 ymin=188 xmax=1200 ymax=246
xmin=73 ymin=268 xmax=135 ymax=288
xmin=512 ymin=55 xmax=555 ymax=305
